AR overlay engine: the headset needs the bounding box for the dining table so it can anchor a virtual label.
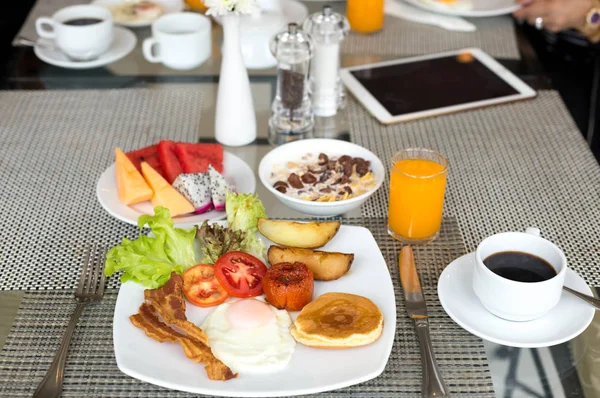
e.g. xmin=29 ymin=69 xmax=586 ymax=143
xmin=1 ymin=1 xmax=600 ymax=397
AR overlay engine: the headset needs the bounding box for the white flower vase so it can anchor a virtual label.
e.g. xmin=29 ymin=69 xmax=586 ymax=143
xmin=215 ymin=14 xmax=257 ymax=146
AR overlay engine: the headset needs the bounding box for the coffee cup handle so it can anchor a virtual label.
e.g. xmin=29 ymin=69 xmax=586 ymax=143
xmin=36 ymin=17 xmax=57 ymax=39
xmin=143 ymin=38 xmax=161 ymax=63
xmin=525 ymin=227 xmax=541 ymax=237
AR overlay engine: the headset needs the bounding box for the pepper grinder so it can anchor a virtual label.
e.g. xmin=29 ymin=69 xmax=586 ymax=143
xmin=303 ymin=5 xmax=349 ymax=117
xmin=268 ymin=23 xmax=315 ymax=143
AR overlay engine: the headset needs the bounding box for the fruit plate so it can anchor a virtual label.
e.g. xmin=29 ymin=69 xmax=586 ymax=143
xmin=96 ymin=151 xmax=256 ymax=226
xmin=112 ymin=225 xmax=397 ymax=397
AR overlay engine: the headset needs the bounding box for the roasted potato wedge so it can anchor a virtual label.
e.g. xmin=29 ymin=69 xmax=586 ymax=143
xmin=258 ymin=219 xmax=340 ymax=249
xmin=268 ymin=246 xmax=354 ymax=281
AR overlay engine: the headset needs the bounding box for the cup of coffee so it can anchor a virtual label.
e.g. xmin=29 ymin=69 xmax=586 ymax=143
xmin=473 ymin=227 xmax=567 ymax=322
xmin=36 ymin=5 xmax=114 ymax=61
xmin=143 ymin=13 xmax=211 ymax=70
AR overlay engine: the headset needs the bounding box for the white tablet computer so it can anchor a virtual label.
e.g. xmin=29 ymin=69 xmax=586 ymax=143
xmin=340 ymin=48 xmax=537 ymax=124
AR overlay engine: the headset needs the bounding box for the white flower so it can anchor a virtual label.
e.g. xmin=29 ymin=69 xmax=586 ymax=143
xmin=205 ymin=0 xmax=258 ymax=16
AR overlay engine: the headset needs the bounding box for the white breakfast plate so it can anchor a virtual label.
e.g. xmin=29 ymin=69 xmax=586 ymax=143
xmin=96 ymin=151 xmax=256 ymax=226
xmin=403 ymin=0 xmax=519 ymax=17
xmin=113 ymin=225 xmax=397 ymax=396
xmin=91 ymin=0 xmax=184 ymax=27
xmin=34 ymin=26 xmax=136 ymax=69
xmin=438 ymin=253 xmax=595 ymax=348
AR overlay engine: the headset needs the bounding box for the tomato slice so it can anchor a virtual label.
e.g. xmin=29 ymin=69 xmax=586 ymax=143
xmin=214 ymin=252 xmax=268 ymax=298
xmin=182 ymin=264 xmax=229 ymax=307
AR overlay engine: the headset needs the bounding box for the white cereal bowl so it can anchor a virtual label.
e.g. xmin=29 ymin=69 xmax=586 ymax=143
xmin=259 ymin=139 xmax=385 ymax=217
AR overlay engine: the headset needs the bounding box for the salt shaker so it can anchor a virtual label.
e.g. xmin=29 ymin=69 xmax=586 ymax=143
xmin=303 ymin=6 xmax=349 ymax=117
xmin=269 ymin=23 xmax=315 ymax=142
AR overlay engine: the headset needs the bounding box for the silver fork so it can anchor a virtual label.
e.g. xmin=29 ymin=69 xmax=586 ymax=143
xmin=33 ymin=245 xmax=106 ymax=398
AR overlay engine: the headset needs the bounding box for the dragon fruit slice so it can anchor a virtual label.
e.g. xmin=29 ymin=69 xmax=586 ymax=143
xmin=208 ymin=165 xmax=232 ymax=211
xmin=172 ymin=173 xmax=214 ymax=214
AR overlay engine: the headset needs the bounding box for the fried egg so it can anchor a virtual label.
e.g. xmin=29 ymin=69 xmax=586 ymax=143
xmin=200 ymin=298 xmax=296 ymax=374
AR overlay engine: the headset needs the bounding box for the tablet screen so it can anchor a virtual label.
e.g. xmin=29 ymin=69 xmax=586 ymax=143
xmin=350 ymin=53 xmax=519 ymax=116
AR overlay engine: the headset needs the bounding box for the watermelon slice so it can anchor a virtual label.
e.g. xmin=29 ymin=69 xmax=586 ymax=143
xmin=157 ymin=140 xmax=184 ymax=184
xmin=126 ymin=145 xmax=164 ymax=178
xmin=175 ymin=143 xmax=224 ymax=174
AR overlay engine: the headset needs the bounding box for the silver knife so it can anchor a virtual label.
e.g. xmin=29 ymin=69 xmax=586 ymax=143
xmin=399 ymin=245 xmax=449 ymax=397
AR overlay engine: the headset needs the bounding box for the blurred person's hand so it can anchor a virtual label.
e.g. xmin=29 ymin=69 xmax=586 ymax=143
xmin=513 ymin=0 xmax=593 ymax=32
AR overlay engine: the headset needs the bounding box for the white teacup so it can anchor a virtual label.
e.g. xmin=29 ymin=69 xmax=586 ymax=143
xmin=473 ymin=227 xmax=567 ymax=322
xmin=36 ymin=5 xmax=114 ymax=61
xmin=143 ymin=13 xmax=211 ymax=70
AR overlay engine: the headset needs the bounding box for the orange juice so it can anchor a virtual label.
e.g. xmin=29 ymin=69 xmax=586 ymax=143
xmin=185 ymin=0 xmax=208 ymax=11
xmin=388 ymin=151 xmax=448 ymax=243
xmin=347 ymin=0 xmax=384 ymax=33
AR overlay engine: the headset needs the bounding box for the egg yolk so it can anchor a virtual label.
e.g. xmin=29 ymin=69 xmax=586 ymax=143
xmin=225 ymin=299 xmax=275 ymax=329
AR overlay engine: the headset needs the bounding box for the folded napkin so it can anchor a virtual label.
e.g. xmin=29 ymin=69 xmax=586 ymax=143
xmin=384 ymin=0 xmax=477 ymax=32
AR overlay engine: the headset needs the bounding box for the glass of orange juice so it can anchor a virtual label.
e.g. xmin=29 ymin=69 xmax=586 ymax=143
xmin=347 ymin=0 xmax=384 ymax=34
xmin=387 ymin=148 xmax=448 ymax=244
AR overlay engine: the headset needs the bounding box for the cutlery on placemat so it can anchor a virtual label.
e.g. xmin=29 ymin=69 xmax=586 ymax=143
xmin=399 ymin=245 xmax=449 ymax=398
xmin=385 ymin=0 xmax=476 ymax=32
xmin=33 ymin=245 xmax=106 ymax=398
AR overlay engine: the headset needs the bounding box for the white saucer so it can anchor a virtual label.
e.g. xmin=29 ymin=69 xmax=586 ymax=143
xmin=438 ymin=253 xmax=595 ymax=348
xmin=91 ymin=0 xmax=184 ymax=27
xmin=34 ymin=27 xmax=136 ymax=69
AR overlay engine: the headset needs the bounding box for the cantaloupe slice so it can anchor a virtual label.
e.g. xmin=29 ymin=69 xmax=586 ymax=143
xmin=115 ymin=148 xmax=153 ymax=205
xmin=140 ymin=161 xmax=195 ymax=217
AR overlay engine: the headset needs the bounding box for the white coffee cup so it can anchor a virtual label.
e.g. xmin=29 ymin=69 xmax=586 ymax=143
xmin=36 ymin=5 xmax=114 ymax=61
xmin=143 ymin=13 xmax=211 ymax=70
xmin=473 ymin=227 xmax=567 ymax=322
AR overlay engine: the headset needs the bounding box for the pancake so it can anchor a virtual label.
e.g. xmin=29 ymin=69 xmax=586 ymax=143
xmin=290 ymin=292 xmax=383 ymax=348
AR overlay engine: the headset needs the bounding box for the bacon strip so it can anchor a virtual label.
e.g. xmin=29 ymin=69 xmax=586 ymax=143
xmin=129 ymin=272 xmax=236 ymax=381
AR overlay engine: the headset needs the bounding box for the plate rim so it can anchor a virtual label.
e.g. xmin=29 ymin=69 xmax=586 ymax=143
xmin=90 ymin=0 xmax=185 ymax=27
xmin=96 ymin=150 xmax=256 ymax=226
xmin=112 ymin=224 xmax=397 ymax=396
xmin=34 ymin=26 xmax=136 ymax=69
xmin=403 ymin=0 xmax=519 ymax=17
xmin=438 ymin=252 xmax=595 ymax=348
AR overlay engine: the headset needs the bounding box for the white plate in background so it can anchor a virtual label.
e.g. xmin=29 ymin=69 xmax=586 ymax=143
xmin=112 ymin=225 xmax=397 ymax=396
xmin=91 ymin=0 xmax=184 ymax=27
xmin=403 ymin=0 xmax=519 ymax=17
xmin=96 ymin=151 xmax=255 ymax=226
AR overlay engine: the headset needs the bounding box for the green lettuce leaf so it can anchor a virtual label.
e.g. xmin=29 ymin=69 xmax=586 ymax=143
xmin=226 ymin=191 xmax=266 ymax=234
xmin=196 ymin=220 xmax=246 ymax=264
xmin=225 ymin=191 xmax=267 ymax=261
xmin=104 ymin=206 xmax=197 ymax=288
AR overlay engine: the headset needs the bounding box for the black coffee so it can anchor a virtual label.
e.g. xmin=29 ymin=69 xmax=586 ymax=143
xmin=483 ymin=251 xmax=556 ymax=283
xmin=63 ymin=18 xmax=103 ymax=26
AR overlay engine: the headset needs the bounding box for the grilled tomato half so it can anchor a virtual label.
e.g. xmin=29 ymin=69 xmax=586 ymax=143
xmin=263 ymin=262 xmax=314 ymax=311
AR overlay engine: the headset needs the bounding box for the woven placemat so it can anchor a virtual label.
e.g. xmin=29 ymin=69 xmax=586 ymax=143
xmin=348 ymin=90 xmax=600 ymax=288
xmin=0 ymin=217 xmax=495 ymax=397
xmin=0 ymin=88 xmax=203 ymax=291
xmin=342 ymin=15 xmax=520 ymax=59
